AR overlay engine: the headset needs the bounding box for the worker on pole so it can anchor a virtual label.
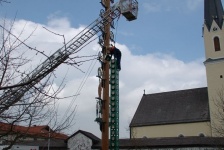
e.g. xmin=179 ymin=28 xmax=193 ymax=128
xmin=109 ymin=45 xmax=122 ymax=70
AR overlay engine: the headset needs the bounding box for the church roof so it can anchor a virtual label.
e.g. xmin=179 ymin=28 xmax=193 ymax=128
xmin=66 ymin=130 xmax=100 ymax=144
xmin=92 ymin=137 xmax=224 ymax=149
xmin=15 ymin=139 xmax=67 ymax=148
xmin=130 ymin=87 xmax=210 ymax=127
xmin=204 ymin=0 xmax=224 ymax=30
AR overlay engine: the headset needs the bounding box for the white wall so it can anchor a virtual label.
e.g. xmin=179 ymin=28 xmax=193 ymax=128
xmin=67 ymin=132 xmax=92 ymax=150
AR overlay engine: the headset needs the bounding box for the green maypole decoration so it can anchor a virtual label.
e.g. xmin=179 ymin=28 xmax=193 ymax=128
xmin=110 ymin=59 xmax=119 ymax=150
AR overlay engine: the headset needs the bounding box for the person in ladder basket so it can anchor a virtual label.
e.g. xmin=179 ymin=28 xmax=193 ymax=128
xmin=110 ymin=45 xmax=121 ymax=70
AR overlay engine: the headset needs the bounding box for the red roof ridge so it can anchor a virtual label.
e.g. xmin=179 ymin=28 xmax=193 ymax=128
xmin=0 ymin=122 xmax=68 ymax=140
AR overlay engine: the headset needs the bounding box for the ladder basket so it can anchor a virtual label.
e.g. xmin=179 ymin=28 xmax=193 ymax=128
xmin=119 ymin=0 xmax=138 ymax=21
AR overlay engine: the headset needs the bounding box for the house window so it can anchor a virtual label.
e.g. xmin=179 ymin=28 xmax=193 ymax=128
xmin=214 ymin=36 xmax=221 ymax=51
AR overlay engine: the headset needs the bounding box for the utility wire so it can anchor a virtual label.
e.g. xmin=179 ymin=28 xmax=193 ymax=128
xmin=60 ymin=39 xmax=100 ymax=123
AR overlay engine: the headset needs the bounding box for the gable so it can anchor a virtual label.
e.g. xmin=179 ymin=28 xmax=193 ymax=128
xmin=67 ymin=130 xmax=100 ymax=150
xmin=67 ymin=130 xmax=100 ymax=143
xmin=67 ymin=132 xmax=92 ymax=150
xmin=130 ymin=87 xmax=210 ymax=127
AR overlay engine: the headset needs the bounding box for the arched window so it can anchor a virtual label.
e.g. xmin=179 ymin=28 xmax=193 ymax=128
xmin=178 ymin=134 xmax=184 ymax=137
xmin=199 ymin=133 xmax=205 ymax=137
xmin=214 ymin=36 xmax=221 ymax=51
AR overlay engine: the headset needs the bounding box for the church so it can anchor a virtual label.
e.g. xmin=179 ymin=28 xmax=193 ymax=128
xmin=130 ymin=0 xmax=224 ymax=139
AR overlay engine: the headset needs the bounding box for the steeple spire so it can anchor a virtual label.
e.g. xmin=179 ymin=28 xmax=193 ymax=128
xmin=204 ymin=0 xmax=224 ymax=30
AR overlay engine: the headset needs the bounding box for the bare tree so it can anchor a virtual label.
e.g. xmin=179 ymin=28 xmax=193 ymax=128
xmin=0 ymin=0 xmax=10 ymax=4
xmin=210 ymin=86 xmax=224 ymax=137
xmin=0 ymin=17 xmax=94 ymax=149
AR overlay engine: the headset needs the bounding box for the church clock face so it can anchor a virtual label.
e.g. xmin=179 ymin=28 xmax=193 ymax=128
xmin=213 ymin=27 xmax=218 ymax=31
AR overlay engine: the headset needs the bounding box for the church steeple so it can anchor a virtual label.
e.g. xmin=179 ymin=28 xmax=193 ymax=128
xmin=204 ymin=0 xmax=224 ymax=30
xmin=203 ymin=0 xmax=224 ymax=137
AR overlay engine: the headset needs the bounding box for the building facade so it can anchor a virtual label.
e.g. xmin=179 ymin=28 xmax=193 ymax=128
xmin=203 ymin=0 xmax=224 ymax=137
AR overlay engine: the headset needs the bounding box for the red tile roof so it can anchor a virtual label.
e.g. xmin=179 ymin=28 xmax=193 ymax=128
xmin=0 ymin=122 xmax=68 ymax=140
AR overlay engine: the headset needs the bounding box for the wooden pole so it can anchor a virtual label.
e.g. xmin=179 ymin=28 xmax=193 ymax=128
xmin=102 ymin=0 xmax=111 ymax=149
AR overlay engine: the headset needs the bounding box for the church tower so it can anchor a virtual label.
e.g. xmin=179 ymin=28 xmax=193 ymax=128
xmin=204 ymin=0 xmax=224 ymax=137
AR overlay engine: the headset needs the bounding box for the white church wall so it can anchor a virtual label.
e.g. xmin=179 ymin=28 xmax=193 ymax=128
xmin=131 ymin=121 xmax=211 ymax=138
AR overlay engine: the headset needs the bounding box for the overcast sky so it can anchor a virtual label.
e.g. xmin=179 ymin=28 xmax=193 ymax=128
xmin=0 ymin=0 xmax=217 ymax=138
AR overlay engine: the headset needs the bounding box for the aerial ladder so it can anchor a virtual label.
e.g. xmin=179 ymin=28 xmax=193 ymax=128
xmin=0 ymin=1 xmax=121 ymax=113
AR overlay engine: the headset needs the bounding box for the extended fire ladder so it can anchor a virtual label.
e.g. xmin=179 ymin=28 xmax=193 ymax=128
xmin=0 ymin=3 xmax=122 ymax=114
